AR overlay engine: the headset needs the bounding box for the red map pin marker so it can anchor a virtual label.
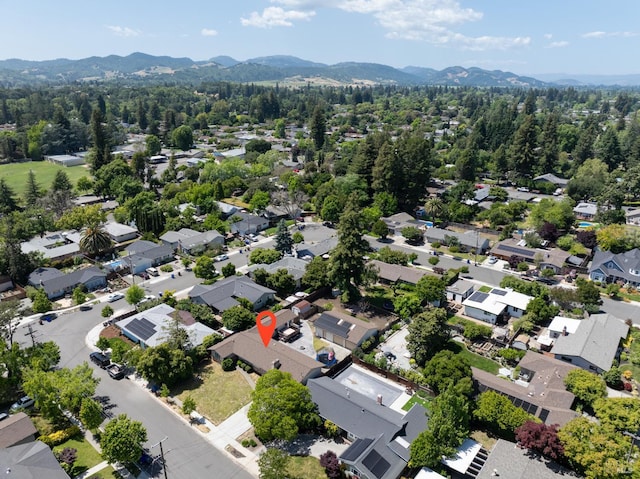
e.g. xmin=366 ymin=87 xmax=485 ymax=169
xmin=256 ymin=311 xmax=277 ymax=347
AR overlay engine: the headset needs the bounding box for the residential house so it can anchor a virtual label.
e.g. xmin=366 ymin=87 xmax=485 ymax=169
xmin=0 ymin=441 xmax=70 ymax=479
xmin=533 ymin=173 xmax=569 ymax=188
xmin=308 ymin=376 xmax=429 ymax=479
xmin=626 ymin=207 xmax=640 ymax=226
xmin=573 ymin=202 xmax=598 ymax=220
xmin=230 ymin=212 xmax=270 ymax=236
xmin=0 ymin=275 xmax=14 ymax=293
xmin=424 ymin=228 xmax=490 ymax=254
xmin=103 ymin=221 xmax=139 ymax=243
xmin=476 ymin=439 xmax=573 ymax=479
xmin=21 ymin=232 xmax=80 ymax=262
xmin=263 ymin=204 xmax=301 ymax=225
xmin=28 ymin=266 xmax=107 ymax=300
xmin=216 ymin=201 xmax=239 ymax=219
xmin=552 ymin=313 xmax=629 ymax=373
xmin=446 ymin=279 xmax=475 ymax=303
xmin=160 ymin=228 xmax=224 ymax=254
xmin=0 ymin=412 xmax=38 ymax=448
xmin=370 ymin=260 xmax=432 ymax=286
xmin=490 ymin=238 xmax=575 ymax=273
xmin=312 ymin=311 xmax=378 ymax=350
xmin=247 ymin=257 xmax=309 ymax=288
xmin=270 ymin=308 xmax=302 ymax=342
xmin=462 ymin=288 xmax=532 ymax=324
xmin=589 ymin=248 xmax=640 ymax=286
xmin=209 ymin=328 xmax=323 ymax=384
xmin=381 ymin=212 xmax=423 ymax=236
xmin=124 ymin=240 xmax=175 ymax=274
xmin=116 ymin=303 xmax=215 ymax=349
xmin=189 ymin=276 xmax=275 ymax=313
xmin=536 ymin=316 xmax=582 ymax=350
xmin=295 ymin=237 xmax=338 ymax=260
xmin=472 ymin=351 xmax=579 ymax=426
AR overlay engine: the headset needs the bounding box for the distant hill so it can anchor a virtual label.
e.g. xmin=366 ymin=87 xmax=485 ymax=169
xmin=532 ymin=73 xmax=640 ymax=87
xmin=0 ymin=52 xmax=560 ymax=87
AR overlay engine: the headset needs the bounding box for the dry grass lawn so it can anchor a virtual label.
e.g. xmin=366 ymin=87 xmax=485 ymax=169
xmin=288 ymin=456 xmax=326 ymax=479
xmin=175 ymin=362 xmax=253 ymax=425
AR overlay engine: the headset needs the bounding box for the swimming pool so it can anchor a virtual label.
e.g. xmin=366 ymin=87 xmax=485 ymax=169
xmin=424 ymin=221 xmax=434 ymax=228
xmin=578 ymin=221 xmax=596 ymax=228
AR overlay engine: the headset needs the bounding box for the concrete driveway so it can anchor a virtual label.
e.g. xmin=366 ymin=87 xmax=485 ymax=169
xmin=380 ymin=327 xmax=412 ymax=370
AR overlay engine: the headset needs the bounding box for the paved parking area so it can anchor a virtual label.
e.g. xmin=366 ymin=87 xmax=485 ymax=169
xmin=334 ymin=364 xmax=404 ymax=406
xmin=379 ymin=327 xmax=412 ymax=370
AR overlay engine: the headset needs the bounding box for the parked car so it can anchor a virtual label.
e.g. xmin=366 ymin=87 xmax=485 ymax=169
xmin=0 ymin=412 xmax=8 ymax=421
xmin=145 ymin=267 xmax=159 ymax=277
xmin=487 ymin=256 xmax=498 ymax=265
xmin=89 ymin=351 xmax=110 ymax=369
xmin=107 ymin=292 xmax=124 ymax=302
xmin=40 ymin=313 xmax=57 ymax=322
xmin=516 ymin=187 xmax=530 ymax=192
xmin=10 ymin=396 xmax=34 ymax=412
xmin=214 ymin=254 xmax=229 ymax=262
xmin=79 ymin=304 xmax=93 ymax=311
xmin=106 ymin=363 xmax=125 ymax=380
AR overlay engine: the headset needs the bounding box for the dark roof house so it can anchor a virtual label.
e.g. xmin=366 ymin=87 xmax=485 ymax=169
xmin=589 ymin=248 xmax=640 ymax=286
xmin=189 ymin=276 xmax=275 ymax=313
xmin=0 ymin=412 xmax=38 ymax=448
xmin=0 ymin=440 xmax=70 ymax=479
xmin=28 ymin=266 xmax=107 ymax=299
xmin=160 ymin=228 xmax=224 ymax=254
xmin=370 ymin=260 xmax=432 ymax=286
xmin=491 ymin=238 xmax=572 ymax=272
xmin=312 ymin=311 xmax=378 ymax=350
xmin=424 ymin=228 xmax=489 ymax=253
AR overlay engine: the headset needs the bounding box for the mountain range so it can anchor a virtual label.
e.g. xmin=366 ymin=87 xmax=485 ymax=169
xmin=0 ymin=52 xmax=634 ymax=87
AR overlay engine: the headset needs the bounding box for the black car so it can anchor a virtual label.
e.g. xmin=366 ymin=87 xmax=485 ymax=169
xmin=40 ymin=313 xmax=57 ymax=322
xmin=89 ymin=351 xmax=110 ymax=369
xmin=79 ymin=304 xmax=93 ymax=311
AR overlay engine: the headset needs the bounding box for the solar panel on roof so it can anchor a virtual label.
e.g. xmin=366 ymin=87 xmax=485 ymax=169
xmin=491 ymin=289 xmax=508 ymax=296
xmin=341 ymin=438 xmax=373 ymax=462
xmin=314 ymin=313 xmax=353 ymax=338
xmin=538 ymin=409 xmax=550 ymax=422
xmin=362 ymin=450 xmax=390 ymax=479
xmin=468 ymin=291 xmax=489 ymax=303
xmin=498 ymin=244 xmax=536 ymax=258
xmin=126 ymin=317 xmax=157 ymax=341
xmin=513 ymin=398 xmax=523 ymax=408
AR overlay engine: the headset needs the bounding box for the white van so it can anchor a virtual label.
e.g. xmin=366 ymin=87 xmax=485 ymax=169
xmin=146 ymin=267 xmax=159 ymax=277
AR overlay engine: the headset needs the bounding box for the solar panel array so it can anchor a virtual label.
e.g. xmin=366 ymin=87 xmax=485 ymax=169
xmin=126 ymin=317 xmax=157 ymax=341
xmin=538 ymin=409 xmax=550 ymax=423
xmin=491 ymin=289 xmax=507 ymax=296
xmin=497 ymin=244 xmax=536 ymax=258
xmin=468 ymin=291 xmax=489 ymax=303
xmin=477 ymin=384 xmax=540 ymax=416
xmin=341 ymin=438 xmax=373 ymax=462
xmin=362 ymin=450 xmax=391 ymax=479
xmin=315 ymin=313 xmax=353 ymax=338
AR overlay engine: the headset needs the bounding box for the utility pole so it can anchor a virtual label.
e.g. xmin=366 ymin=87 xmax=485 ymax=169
xmin=150 ymin=436 xmax=169 ymax=479
xmin=25 ymin=324 xmax=37 ymax=347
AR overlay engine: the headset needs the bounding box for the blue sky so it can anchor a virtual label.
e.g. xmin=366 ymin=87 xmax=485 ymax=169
xmin=2 ymin=0 xmax=639 ymax=75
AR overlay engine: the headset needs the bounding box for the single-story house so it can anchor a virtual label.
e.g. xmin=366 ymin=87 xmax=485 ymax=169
xmin=381 ymin=212 xmax=423 ymax=236
xmin=573 ymin=202 xmax=598 ymax=220
xmin=462 ymin=288 xmax=532 ymax=324
xmin=536 ymin=316 xmax=582 ymax=350
xmin=189 ymin=276 xmax=275 ymax=313
xmin=221 ymin=147 xmax=245 ymax=159
xmin=295 ymin=237 xmax=338 ymax=260
xmin=263 ymin=205 xmax=301 ymax=224
xmin=116 ymin=303 xmax=215 ymax=349
xmin=0 ymin=412 xmax=38 ymax=448
xmin=103 ymin=221 xmax=139 ymax=243
xmin=370 ymin=260 xmax=432 ymax=286
xmin=0 ymin=441 xmax=71 ymax=479
xmin=45 ymin=153 xmax=84 ymax=167
xmin=552 ymin=313 xmax=629 ymax=373
xmin=160 ymin=228 xmax=225 ymax=254
xmin=473 ymin=351 xmax=578 ymax=426
xmin=424 ymin=228 xmax=490 ymax=254
xmin=21 ymin=232 xmax=80 ymax=262
xmin=446 ymin=279 xmax=475 ymax=303
xmin=230 ymin=212 xmax=270 ymax=236
xmin=533 ymin=173 xmax=569 ymax=188
xmin=209 ymin=328 xmax=323 ymax=384
xmin=589 ymin=248 xmax=640 ymax=286
xmin=490 ymin=238 xmax=572 ymax=273
xmin=247 ymin=257 xmax=309 ymax=288
xmin=476 ymin=439 xmax=573 ymax=479
xmin=308 ymin=376 xmax=429 ymax=479
xmin=216 ymin=201 xmax=239 ymax=218
xmin=124 ymin=240 xmax=174 ymax=274
xmin=312 ymin=311 xmax=378 ymax=350
xmin=28 ymin=266 xmax=107 ymax=300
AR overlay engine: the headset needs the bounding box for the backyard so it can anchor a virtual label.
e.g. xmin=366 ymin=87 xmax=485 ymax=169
xmin=0 ymin=161 xmax=89 ymax=196
xmin=174 ymin=361 xmax=255 ymax=425
xmin=402 ymin=390 xmax=432 ymax=411
xmin=620 ymin=327 xmax=640 ymax=382
xmin=447 ymin=340 xmax=500 ymax=375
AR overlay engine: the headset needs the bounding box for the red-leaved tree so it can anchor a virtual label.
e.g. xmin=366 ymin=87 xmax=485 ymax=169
xmin=320 ymin=450 xmax=342 ymax=479
xmin=515 ymin=421 xmax=564 ymax=460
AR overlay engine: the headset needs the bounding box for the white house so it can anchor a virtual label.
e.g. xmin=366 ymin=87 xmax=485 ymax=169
xmin=462 ymin=288 xmax=532 ymax=324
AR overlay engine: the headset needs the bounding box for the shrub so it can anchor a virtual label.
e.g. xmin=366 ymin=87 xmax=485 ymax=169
xmin=182 ymin=395 xmax=196 ymax=415
xmin=248 ymin=439 xmax=257 ymax=447
xmin=431 ymin=242 xmax=441 ymax=248
xmin=428 ymin=256 xmax=439 ymax=266
xmin=459 ymin=266 xmax=469 ymax=273
xmin=160 ymin=265 xmax=174 ymax=273
xmin=449 ymin=245 xmax=460 ymax=253
xmin=323 ymin=303 xmax=334 ymax=311
xmin=324 ymin=420 xmax=340 ymax=438
xmin=623 ymin=370 xmax=633 ymax=380
xmin=241 ymin=439 xmax=250 ymax=447
xmin=517 ymin=262 xmax=529 ymax=272
xmin=159 ymin=384 xmax=170 ymax=398
xmin=39 ymin=426 xmax=81 ymax=447
xmin=624 ymin=382 xmax=633 ymax=392
xmin=222 ymin=358 xmax=235 ymax=371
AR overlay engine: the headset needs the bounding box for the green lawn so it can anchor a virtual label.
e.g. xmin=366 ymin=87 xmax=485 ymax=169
xmin=478 ymin=285 xmax=492 ymax=293
xmin=288 ymin=456 xmax=326 ymax=479
xmin=53 ymin=436 xmax=103 ymax=477
xmin=174 ymin=362 xmax=253 ymax=425
xmin=0 ymin=161 xmax=89 ymax=197
xmin=402 ymin=391 xmax=433 ymax=411
xmin=88 ymin=465 xmax=119 ymax=479
xmin=448 ymin=341 xmax=500 ymax=374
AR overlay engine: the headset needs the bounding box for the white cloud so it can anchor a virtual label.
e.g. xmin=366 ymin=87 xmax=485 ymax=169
xmin=201 ymin=28 xmax=218 ymax=37
xmin=106 ymin=25 xmax=141 ymax=37
xmin=583 ymin=30 xmax=638 ymax=38
xmin=543 ymin=33 xmax=553 ymax=40
xmin=241 ymin=6 xmax=316 ymax=28
xmin=546 ymin=40 xmax=569 ymax=48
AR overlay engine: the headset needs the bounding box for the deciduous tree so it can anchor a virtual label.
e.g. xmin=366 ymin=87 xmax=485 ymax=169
xmin=515 ymin=421 xmax=564 ymax=460
xmin=221 ymin=305 xmax=255 ymax=331
xmin=406 ymin=308 xmax=450 ymax=366
xmin=100 ymin=414 xmax=148 ymax=465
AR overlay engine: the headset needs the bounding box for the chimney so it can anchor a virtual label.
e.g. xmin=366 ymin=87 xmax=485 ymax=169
xmin=272 ymin=359 xmax=281 ymax=369
xmin=377 ymin=394 xmax=383 ymax=406
xmin=562 ymin=326 xmax=567 ymax=336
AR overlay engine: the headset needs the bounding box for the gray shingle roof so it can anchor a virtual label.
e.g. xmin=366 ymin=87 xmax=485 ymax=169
xmin=425 ymin=228 xmax=489 ymax=249
xmin=247 ymin=257 xmax=309 ymax=281
xmin=590 ymin=248 xmax=640 ymax=284
xmin=28 ymin=266 xmax=106 ymax=297
xmin=0 ymin=412 xmax=37 ymax=448
xmin=189 ymin=276 xmax=275 ymax=312
xmin=551 ymin=313 xmax=629 ymax=372
xmin=0 ymin=440 xmax=70 ymax=479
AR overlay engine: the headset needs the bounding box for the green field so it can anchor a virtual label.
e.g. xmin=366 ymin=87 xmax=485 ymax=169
xmin=0 ymin=161 xmax=90 ymax=197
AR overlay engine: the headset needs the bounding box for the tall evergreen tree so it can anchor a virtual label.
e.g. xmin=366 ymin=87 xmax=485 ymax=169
xmin=90 ymin=108 xmax=111 ymax=172
xmin=509 ymin=115 xmax=538 ymax=176
xmin=309 ymin=105 xmax=326 ymax=151
xmin=24 ymin=170 xmax=42 ymax=205
xmin=51 ymin=170 xmax=72 ymax=193
xmin=0 ymin=178 xmax=18 ymax=214
xmin=274 ymin=219 xmax=293 ymax=255
xmin=540 ymin=112 xmax=559 ymax=174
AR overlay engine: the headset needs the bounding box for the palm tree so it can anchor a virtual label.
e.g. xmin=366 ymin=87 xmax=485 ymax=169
xmin=80 ymin=225 xmax=112 ymax=256
xmin=424 ymin=197 xmax=445 ymax=222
